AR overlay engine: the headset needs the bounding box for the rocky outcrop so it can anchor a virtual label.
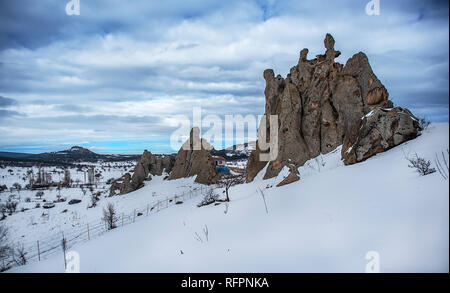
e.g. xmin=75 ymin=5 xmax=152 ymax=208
xmin=110 ymin=173 xmax=134 ymax=195
xmin=168 ymin=127 xmax=218 ymax=184
xmin=246 ymin=33 xmax=421 ymax=183
xmin=342 ymin=107 xmax=420 ymax=165
xmin=110 ymin=150 xmax=175 ymax=196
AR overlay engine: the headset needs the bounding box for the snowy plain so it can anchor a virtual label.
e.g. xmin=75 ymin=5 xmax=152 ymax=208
xmin=0 ymin=161 xmax=138 ymax=246
xmin=6 ymin=123 xmax=450 ymax=273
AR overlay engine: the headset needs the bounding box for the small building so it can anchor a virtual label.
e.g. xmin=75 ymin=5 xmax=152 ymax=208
xmin=212 ymin=156 xmax=226 ymax=166
xmin=217 ymin=165 xmax=230 ymax=174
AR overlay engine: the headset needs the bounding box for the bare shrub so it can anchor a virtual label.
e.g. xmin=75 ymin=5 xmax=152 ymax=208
xmin=5 ymin=201 xmax=18 ymax=215
xmin=435 ymin=150 xmax=449 ymax=180
xmin=89 ymin=192 xmax=100 ymax=208
xmin=258 ymin=188 xmax=269 ymax=214
xmin=194 ymin=225 xmax=210 ymax=243
xmin=203 ymin=225 xmax=209 ymax=242
xmin=61 ymin=235 xmax=67 ymax=269
xmin=0 ymin=204 xmax=7 ymax=220
xmin=12 ymin=243 xmax=27 ymax=266
xmin=0 ymin=224 xmax=11 ymax=271
xmin=419 ymin=117 xmax=431 ymax=131
xmin=197 ymin=188 xmax=219 ymax=207
xmin=407 ymin=154 xmax=436 ymax=176
xmin=102 ymin=203 xmax=118 ymax=230
xmin=194 ymin=232 xmax=203 ymax=243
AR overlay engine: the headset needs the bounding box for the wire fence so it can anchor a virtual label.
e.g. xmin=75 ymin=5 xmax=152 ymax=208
xmin=1 ymin=186 xmax=207 ymax=271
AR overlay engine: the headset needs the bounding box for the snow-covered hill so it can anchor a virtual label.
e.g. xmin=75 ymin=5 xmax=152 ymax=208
xmin=225 ymin=141 xmax=256 ymax=153
xmin=8 ymin=123 xmax=449 ymax=273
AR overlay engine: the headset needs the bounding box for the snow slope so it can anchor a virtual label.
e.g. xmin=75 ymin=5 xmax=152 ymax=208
xmin=8 ymin=123 xmax=449 ymax=273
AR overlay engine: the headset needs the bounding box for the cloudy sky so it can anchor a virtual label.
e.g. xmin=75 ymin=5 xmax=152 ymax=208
xmin=0 ymin=0 xmax=448 ymax=154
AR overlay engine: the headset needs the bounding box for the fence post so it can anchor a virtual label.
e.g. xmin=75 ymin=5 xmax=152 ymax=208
xmin=133 ymin=209 xmax=136 ymax=222
xmin=37 ymin=241 xmax=40 ymax=261
xmin=146 ymin=204 xmax=149 ymax=216
xmin=87 ymin=223 xmax=90 ymax=240
xmin=62 ymin=232 xmax=67 ymax=269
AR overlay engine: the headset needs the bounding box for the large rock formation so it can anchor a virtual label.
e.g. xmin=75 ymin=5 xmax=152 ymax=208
xmin=246 ymin=34 xmax=421 ymax=183
xmin=110 ymin=151 xmax=175 ymax=196
xmin=168 ymin=127 xmax=218 ymax=184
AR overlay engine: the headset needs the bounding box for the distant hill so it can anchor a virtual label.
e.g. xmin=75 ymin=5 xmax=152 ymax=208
xmin=0 ymin=151 xmax=33 ymax=159
xmin=225 ymin=141 xmax=255 ymax=154
xmin=211 ymin=141 xmax=255 ymax=161
xmin=0 ymin=146 xmax=142 ymax=164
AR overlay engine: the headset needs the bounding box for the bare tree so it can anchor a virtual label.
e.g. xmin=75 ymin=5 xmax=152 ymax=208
xmin=35 ymin=191 xmax=44 ymax=199
xmin=218 ymin=173 xmax=245 ymax=202
xmin=102 ymin=203 xmax=118 ymax=230
xmin=407 ymin=153 xmax=436 ymax=176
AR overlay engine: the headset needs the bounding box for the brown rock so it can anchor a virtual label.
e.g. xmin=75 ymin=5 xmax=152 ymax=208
xmin=246 ymin=33 xmax=421 ymax=186
xmin=342 ymin=52 xmax=389 ymax=110
xmin=168 ymin=127 xmax=218 ymax=184
xmin=342 ymin=107 xmax=421 ymax=165
xmin=110 ymin=150 xmax=175 ymax=196
xmin=276 ymin=164 xmax=300 ymax=187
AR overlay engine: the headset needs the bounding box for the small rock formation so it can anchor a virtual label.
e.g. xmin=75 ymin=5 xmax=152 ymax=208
xmin=342 ymin=107 xmax=420 ymax=165
xmin=168 ymin=127 xmax=218 ymax=184
xmin=110 ymin=150 xmax=175 ymax=196
xmin=246 ymin=33 xmax=421 ymax=183
xmin=110 ymin=173 xmax=133 ymax=195
xmin=276 ymin=164 xmax=300 ymax=187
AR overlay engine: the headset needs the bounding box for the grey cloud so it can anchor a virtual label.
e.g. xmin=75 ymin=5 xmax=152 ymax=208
xmin=0 ymin=96 xmax=17 ymax=107
xmin=0 ymin=109 xmax=23 ymax=119
xmin=53 ymin=104 xmax=93 ymax=113
xmin=0 ymin=0 xmax=447 ymax=153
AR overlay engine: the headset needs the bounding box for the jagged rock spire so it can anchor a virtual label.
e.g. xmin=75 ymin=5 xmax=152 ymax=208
xmin=245 ymin=34 xmax=421 ymax=184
